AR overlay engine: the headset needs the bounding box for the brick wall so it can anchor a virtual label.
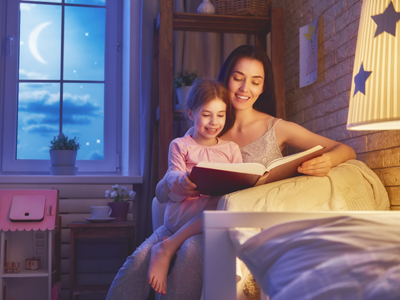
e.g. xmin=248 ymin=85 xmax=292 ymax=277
xmin=279 ymin=0 xmax=400 ymax=210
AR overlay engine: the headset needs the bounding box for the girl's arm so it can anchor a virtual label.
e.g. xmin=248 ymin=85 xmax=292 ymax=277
xmin=156 ymin=139 xmax=200 ymax=203
xmin=156 ymin=128 xmax=198 ymax=203
xmin=275 ymin=120 xmax=356 ymax=176
xmin=156 ymin=140 xmax=242 ymax=202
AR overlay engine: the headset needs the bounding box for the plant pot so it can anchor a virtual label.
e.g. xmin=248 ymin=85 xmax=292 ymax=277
xmin=108 ymin=202 xmax=130 ymax=222
xmin=49 ymin=150 xmax=78 ymax=175
xmin=175 ymin=86 xmax=191 ymax=110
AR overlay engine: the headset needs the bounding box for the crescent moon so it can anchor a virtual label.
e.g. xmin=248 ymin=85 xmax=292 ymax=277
xmin=29 ymin=22 xmax=51 ymax=64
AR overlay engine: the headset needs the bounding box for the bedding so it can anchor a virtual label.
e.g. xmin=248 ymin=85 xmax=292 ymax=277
xmin=217 ymin=159 xmax=390 ymax=298
xmin=229 ymin=215 xmax=400 ymax=300
xmin=217 ymin=160 xmax=390 ymax=213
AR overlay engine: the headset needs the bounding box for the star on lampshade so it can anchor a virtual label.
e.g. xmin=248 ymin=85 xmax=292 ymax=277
xmin=353 ymin=63 xmax=372 ymax=96
xmin=347 ymin=0 xmax=400 ymax=130
xmin=371 ymin=1 xmax=400 ymax=37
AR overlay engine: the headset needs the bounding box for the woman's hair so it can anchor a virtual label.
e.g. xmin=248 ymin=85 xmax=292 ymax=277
xmin=217 ymin=44 xmax=276 ymax=117
xmin=185 ymin=78 xmax=234 ymax=135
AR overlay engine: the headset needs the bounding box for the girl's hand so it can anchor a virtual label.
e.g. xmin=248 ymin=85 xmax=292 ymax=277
xmin=297 ymin=154 xmax=332 ymax=177
xmin=178 ymin=171 xmax=200 ymax=197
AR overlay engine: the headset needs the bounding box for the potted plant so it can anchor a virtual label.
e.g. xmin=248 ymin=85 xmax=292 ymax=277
xmin=173 ymin=69 xmax=200 ymax=110
xmin=105 ymin=185 xmax=136 ymax=222
xmin=49 ymin=133 xmax=80 ymax=175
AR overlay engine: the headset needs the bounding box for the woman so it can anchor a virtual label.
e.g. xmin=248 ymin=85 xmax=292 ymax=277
xmin=218 ymin=45 xmax=356 ymax=174
xmin=107 ymin=45 xmax=357 ymax=300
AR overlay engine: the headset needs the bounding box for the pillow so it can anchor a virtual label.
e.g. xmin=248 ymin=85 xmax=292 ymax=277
xmin=229 ymin=215 xmax=400 ymax=299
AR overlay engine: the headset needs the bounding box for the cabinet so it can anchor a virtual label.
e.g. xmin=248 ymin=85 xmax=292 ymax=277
xmin=153 ymin=0 xmax=285 ymax=181
xmin=0 ymin=189 xmax=60 ymax=300
xmin=68 ymin=221 xmax=136 ymax=300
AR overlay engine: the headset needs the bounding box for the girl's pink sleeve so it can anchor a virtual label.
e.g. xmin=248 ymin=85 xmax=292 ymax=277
xmin=155 ymin=139 xmax=187 ymax=203
xmin=164 ymin=139 xmax=189 ymax=202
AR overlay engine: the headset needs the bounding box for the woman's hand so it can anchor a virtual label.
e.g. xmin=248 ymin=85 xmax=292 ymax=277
xmin=297 ymin=154 xmax=332 ymax=177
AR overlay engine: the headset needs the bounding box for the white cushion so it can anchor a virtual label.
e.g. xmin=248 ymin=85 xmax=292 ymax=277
xmin=152 ymin=197 xmax=167 ymax=232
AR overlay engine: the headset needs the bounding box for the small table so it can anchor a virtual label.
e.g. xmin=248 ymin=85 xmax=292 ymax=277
xmin=68 ymin=221 xmax=136 ymax=300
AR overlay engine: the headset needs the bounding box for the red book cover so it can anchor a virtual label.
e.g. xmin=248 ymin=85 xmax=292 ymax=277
xmin=190 ymin=167 xmax=261 ymax=196
xmin=189 ymin=145 xmax=325 ymax=196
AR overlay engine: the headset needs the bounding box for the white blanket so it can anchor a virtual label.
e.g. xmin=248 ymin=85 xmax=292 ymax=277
xmin=218 ymin=159 xmax=389 ymax=214
xmin=229 ymin=215 xmax=400 ymax=300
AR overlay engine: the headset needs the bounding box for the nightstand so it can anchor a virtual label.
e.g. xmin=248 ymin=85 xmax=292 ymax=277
xmin=68 ymin=221 xmax=136 ymax=300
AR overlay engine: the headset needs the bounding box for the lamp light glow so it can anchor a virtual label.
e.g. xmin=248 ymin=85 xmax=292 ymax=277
xmin=347 ymin=0 xmax=400 ymax=130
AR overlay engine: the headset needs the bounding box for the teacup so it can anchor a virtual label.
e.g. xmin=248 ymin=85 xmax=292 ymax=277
xmin=90 ymin=206 xmax=112 ymax=219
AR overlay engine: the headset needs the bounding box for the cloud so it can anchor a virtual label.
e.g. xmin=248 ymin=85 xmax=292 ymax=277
xmin=89 ymin=151 xmax=104 ymax=160
xmin=19 ymin=68 xmax=48 ymax=80
xmin=24 ymin=124 xmax=58 ymax=135
xmin=18 ymin=87 xmax=102 ymax=137
xmin=20 ymin=4 xmax=36 ymax=11
xmin=63 ymin=94 xmax=102 ymax=117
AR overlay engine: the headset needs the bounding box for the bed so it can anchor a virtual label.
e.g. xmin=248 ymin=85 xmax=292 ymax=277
xmin=152 ymin=159 xmax=392 ymax=298
xmin=203 ymin=159 xmax=394 ymax=299
xmin=203 ymin=210 xmax=400 ymax=300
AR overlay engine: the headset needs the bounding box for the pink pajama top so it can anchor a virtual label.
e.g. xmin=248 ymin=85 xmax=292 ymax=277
xmin=164 ymin=133 xmax=242 ymax=233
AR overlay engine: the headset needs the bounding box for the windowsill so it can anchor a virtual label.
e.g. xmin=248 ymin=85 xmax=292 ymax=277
xmin=0 ymin=174 xmax=143 ymax=184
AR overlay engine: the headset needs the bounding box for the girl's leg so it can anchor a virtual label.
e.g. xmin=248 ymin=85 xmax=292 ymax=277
xmin=148 ymin=196 xmax=220 ymax=295
xmin=106 ymin=225 xmax=172 ymax=300
xmin=148 ymin=214 xmax=203 ymax=295
xmin=163 ymin=233 xmax=203 ymax=300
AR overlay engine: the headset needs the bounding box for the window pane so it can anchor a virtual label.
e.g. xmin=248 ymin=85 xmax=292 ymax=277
xmin=65 ymin=0 xmax=106 ymax=5
xmin=19 ymin=4 xmax=61 ymax=80
xmin=23 ymin=0 xmax=61 ymax=3
xmin=63 ymin=83 xmax=104 ymax=160
xmin=64 ymin=6 xmax=105 ymax=81
xmin=17 ymin=82 xmax=60 ymax=160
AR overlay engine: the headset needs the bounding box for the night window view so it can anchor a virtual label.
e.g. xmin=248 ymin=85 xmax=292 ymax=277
xmin=2 ymin=0 xmax=120 ymax=173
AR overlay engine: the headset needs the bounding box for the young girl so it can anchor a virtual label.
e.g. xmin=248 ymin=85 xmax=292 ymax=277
xmin=147 ymin=79 xmax=243 ymax=295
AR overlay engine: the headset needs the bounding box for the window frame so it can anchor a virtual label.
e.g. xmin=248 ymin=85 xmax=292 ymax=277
xmin=1 ymin=0 xmax=122 ymax=174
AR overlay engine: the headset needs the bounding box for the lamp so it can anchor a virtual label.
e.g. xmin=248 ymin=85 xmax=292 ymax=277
xmin=347 ymin=0 xmax=400 ymax=130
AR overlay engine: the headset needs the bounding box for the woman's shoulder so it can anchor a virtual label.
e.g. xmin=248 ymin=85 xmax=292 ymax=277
xmin=274 ymin=119 xmax=304 ymax=132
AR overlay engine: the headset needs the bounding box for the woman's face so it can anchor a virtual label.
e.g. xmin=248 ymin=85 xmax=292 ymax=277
xmin=227 ymin=58 xmax=264 ymax=111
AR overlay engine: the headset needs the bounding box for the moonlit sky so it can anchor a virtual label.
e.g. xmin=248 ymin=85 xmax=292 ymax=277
xmin=17 ymin=0 xmax=106 ymax=160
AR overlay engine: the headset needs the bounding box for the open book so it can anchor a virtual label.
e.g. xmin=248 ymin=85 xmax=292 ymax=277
xmin=189 ymin=145 xmax=325 ymax=196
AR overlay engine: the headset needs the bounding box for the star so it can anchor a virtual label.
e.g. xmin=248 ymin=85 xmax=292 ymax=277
xmin=353 ymin=63 xmax=372 ymax=96
xmin=371 ymin=1 xmax=400 ymax=37
xmin=304 ymin=24 xmax=316 ymax=41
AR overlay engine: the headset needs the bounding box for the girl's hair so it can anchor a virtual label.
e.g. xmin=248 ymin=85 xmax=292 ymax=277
xmin=217 ymin=45 xmax=276 ymax=131
xmin=185 ymin=78 xmax=233 ymax=135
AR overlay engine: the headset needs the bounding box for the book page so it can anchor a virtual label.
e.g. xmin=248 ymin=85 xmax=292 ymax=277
xmin=195 ymin=162 xmax=266 ymax=176
xmin=266 ymin=145 xmax=324 ymax=171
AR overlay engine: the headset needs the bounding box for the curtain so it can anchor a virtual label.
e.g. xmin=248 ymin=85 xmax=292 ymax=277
xmin=138 ymin=0 xmax=159 ymax=242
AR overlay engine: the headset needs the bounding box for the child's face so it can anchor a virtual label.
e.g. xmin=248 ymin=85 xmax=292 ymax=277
xmin=227 ymin=57 xmax=264 ymax=111
xmin=188 ymin=98 xmax=227 ymax=146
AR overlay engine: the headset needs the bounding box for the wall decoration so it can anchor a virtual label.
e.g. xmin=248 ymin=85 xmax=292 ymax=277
xmin=299 ymin=17 xmax=319 ymax=88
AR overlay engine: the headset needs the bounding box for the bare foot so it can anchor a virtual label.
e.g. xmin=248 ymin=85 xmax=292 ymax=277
xmin=148 ymin=239 xmax=174 ymax=295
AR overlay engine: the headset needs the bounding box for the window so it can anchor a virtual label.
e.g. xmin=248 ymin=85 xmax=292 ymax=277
xmin=1 ymin=0 xmax=121 ymax=173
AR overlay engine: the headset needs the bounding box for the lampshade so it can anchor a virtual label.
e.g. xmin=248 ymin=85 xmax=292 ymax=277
xmin=347 ymin=0 xmax=400 ymax=130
